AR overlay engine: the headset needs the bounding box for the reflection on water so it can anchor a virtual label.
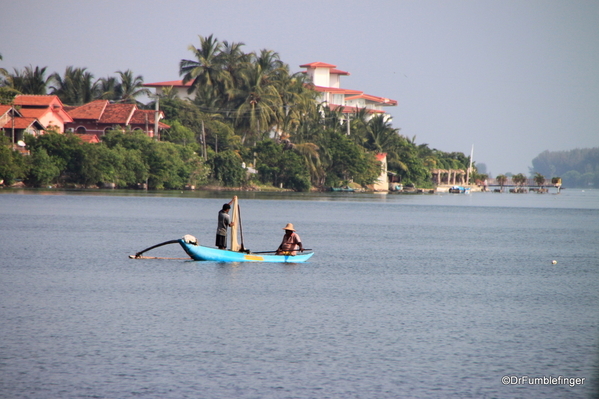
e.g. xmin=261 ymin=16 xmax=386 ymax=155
xmin=0 ymin=190 xmax=597 ymax=398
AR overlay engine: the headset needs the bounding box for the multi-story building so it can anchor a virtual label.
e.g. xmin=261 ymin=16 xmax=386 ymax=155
xmin=299 ymin=62 xmax=397 ymax=119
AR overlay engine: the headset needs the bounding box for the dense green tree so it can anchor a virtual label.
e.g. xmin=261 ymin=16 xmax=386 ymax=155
xmin=318 ymin=130 xmax=380 ymax=187
xmin=210 ymin=149 xmax=245 ymax=187
xmin=0 ymin=136 xmax=27 ymax=185
xmin=26 ymin=148 xmax=60 ymax=187
xmin=101 ymin=129 xmax=207 ymax=189
xmin=254 ymin=140 xmax=311 ymax=191
xmin=24 ymin=130 xmax=86 ymax=185
xmin=162 ymin=120 xmax=196 ymax=146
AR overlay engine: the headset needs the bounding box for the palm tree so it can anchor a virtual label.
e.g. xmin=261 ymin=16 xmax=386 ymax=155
xmin=234 ymin=62 xmax=281 ymax=144
xmin=344 ymin=107 xmax=370 ymax=146
xmin=364 ymin=115 xmax=400 ymax=153
xmin=220 ymin=40 xmax=248 ymax=73
xmin=512 ymin=173 xmax=527 ymax=191
xmin=272 ymin=69 xmax=316 ymax=138
xmin=321 ymin=104 xmax=345 ymax=132
xmin=291 ymin=142 xmax=322 ymax=184
xmin=49 ymin=66 xmax=99 ymax=105
xmin=180 ymin=34 xmax=230 ymax=97
xmin=115 ymin=70 xmax=150 ymax=104
xmin=97 ymin=76 xmax=119 ymax=100
xmin=4 ymin=65 xmax=50 ymax=94
xmin=254 ymin=49 xmax=284 ymax=80
xmin=496 ymin=174 xmax=507 ymax=191
xmin=533 ymin=172 xmax=546 ymax=188
xmin=0 ymin=53 xmax=6 ymax=78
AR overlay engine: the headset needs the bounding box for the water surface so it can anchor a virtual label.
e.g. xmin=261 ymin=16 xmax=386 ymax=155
xmin=1 ymin=189 xmax=598 ymax=398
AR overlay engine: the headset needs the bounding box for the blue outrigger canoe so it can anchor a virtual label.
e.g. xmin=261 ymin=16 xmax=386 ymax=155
xmin=179 ymin=239 xmax=314 ymax=263
xmin=132 ymin=199 xmax=313 ymax=263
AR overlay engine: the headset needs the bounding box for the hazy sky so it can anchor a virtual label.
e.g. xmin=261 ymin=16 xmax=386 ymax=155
xmin=2 ymin=0 xmax=598 ymax=176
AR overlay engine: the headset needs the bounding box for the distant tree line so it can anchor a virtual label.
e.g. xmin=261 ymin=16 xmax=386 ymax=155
xmin=1 ymin=35 xmax=477 ymax=190
xmin=532 ymin=148 xmax=599 ymax=188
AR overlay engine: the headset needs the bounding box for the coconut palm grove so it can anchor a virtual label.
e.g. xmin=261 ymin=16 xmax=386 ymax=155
xmin=0 ymin=35 xmax=484 ymax=190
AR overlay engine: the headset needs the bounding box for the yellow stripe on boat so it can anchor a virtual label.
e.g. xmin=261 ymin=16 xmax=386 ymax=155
xmin=244 ymin=254 xmax=264 ymax=261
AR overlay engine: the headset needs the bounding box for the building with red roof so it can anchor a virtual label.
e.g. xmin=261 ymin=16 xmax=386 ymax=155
xmin=0 ymin=104 xmax=45 ymax=144
xmin=300 ymin=62 xmax=397 ymax=118
xmin=12 ymin=95 xmax=73 ymax=133
xmin=143 ymin=80 xmax=195 ymax=100
xmin=64 ymin=100 xmax=169 ymax=138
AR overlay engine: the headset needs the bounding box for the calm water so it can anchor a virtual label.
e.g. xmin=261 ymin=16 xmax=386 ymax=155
xmin=1 ymin=189 xmax=598 ymax=399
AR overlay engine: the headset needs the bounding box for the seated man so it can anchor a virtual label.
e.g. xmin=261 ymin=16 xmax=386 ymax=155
xmin=276 ymin=223 xmax=304 ymax=255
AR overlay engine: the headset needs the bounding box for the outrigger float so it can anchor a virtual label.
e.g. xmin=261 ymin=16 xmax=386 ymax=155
xmin=130 ymin=198 xmax=314 ymax=263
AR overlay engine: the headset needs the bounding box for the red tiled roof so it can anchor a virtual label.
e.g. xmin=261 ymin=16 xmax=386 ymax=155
xmin=300 ymin=62 xmax=337 ymax=68
xmin=143 ymin=80 xmax=192 ymax=87
xmin=13 ymin=95 xmax=63 ymax=107
xmin=344 ymin=93 xmax=398 ymax=106
xmin=129 ymin=109 xmax=170 ymax=129
xmin=77 ymin=134 xmax=100 ymax=143
xmin=0 ymin=105 xmax=12 ymax=116
xmin=311 ymin=85 xmax=363 ymax=95
xmin=66 ymin=100 xmax=108 ymax=120
xmin=99 ymin=103 xmax=136 ymax=124
xmin=19 ymin=108 xmax=49 ymax=119
xmin=375 ymin=153 xmax=387 ymax=161
xmin=8 ymin=117 xmax=44 ymax=129
xmin=13 ymin=95 xmax=73 ymax=123
xmin=330 ymin=68 xmax=350 ymax=76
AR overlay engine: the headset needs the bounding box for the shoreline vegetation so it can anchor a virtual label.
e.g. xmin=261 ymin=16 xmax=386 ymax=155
xmin=2 ymin=36 xmax=596 ymax=191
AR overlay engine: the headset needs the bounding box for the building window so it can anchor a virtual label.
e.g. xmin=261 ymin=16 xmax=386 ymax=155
xmin=76 ymin=126 xmax=86 ymax=134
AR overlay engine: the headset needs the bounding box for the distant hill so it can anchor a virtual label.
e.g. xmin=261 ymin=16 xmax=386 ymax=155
xmin=531 ymin=148 xmax=599 ymax=188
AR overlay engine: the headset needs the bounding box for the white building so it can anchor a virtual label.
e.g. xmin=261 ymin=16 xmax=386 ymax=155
xmin=299 ymin=62 xmax=397 ymax=119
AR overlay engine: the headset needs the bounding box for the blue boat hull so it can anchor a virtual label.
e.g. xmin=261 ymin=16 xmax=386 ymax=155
xmin=179 ymin=240 xmax=314 ymax=263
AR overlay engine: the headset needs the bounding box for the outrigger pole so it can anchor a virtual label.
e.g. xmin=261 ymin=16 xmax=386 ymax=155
xmin=129 ymin=239 xmax=190 ymax=259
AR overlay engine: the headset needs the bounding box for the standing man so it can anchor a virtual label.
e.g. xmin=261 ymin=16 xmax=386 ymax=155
xmin=276 ymin=223 xmax=304 ymax=255
xmin=216 ymin=196 xmax=236 ymax=249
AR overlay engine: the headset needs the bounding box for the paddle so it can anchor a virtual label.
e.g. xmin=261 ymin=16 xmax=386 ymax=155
xmin=251 ymin=248 xmax=313 ymax=254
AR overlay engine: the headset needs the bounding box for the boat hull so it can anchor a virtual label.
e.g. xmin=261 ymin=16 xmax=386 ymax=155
xmin=448 ymin=185 xmax=471 ymax=194
xmin=179 ymin=240 xmax=314 ymax=263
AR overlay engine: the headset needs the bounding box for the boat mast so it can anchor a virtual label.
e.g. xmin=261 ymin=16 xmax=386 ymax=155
xmin=466 ymin=145 xmax=474 ymax=185
xmin=230 ymin=197 xmax=240 ymax=251
xmin=237 ymin=202 xmax=245 ymax=251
